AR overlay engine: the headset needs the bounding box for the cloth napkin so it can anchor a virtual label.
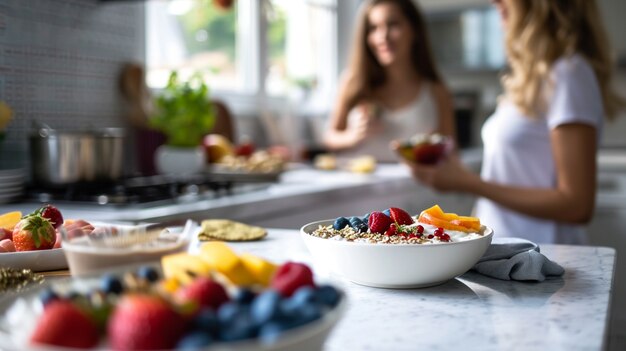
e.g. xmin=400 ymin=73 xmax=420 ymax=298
xmin=472 ymin=237 xmax=565 ymax=281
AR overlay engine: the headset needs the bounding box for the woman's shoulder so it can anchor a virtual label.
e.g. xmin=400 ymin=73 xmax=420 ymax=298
xmin=552 ymin=54 xmax=596 ymax=82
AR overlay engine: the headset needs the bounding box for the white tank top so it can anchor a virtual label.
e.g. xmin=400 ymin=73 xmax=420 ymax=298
xmin=475 ymin=54 xmax=603 ymax=245
xmin=340 ymin=83 xmax=438 ymax=163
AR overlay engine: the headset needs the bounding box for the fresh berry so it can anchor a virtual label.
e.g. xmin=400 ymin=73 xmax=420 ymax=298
xmin=333 ymin=217 xmax=350 ymax=230
xmin=137 ymin=266 xmax=160 ymax=282
xmin=389 ymin=207 xmax=414 ymax=225
xmin=101 ymin=274 xmax=124 ymax=295
xmin=30 ymin=300 xmax=99 ymax=349
xmin=384 ymin=223 xmax=397 ymax=236
xmin=234 ymin=142 xmax=255 ymax=157
xmin=271 ymin=262 xmax=315 ymax=297
xmin=233 ymin=288 xmax=256 ymax=305
xmin=441 ymin=233 xmax=451 ymax=242
xmin=12 ymin=214 xmax=56 ymax=251
xmin=348 ymin=216 xmax=367 ymax=233
xmin=434 ymin=228 xmax=444 ymax=237
xmin=176 ymin=332 xmax=214 ymax=350
xmin=250 ymin=290 xmax=283 ymax=324
xmin=38 ymin=288 xmax=60 ymax=306
xmin=315 ymin=285 xmax=340 ymax=307
xmin=382 ymin=209 xmax=391 ymax=217
xmin=108 ymin=294 xmax=186 ymax=350
xmin=35 ymin=204 xmax=64 ymax=229
xmin=416 ymin=225 xmax=424 ymax=234
xmin=176 ymin=277 xmax=230 ymax=311
xmin=362 ymin=213 xmax=371 ymax=223
xmin=367 ymin=211 xmax=392 ymax=234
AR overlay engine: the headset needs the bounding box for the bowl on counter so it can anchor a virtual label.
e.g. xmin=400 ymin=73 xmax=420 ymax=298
xmin=300 ymin=219 xmax=493 ymax=288
xmin=60 ymin=220 xmax=196 ymax=277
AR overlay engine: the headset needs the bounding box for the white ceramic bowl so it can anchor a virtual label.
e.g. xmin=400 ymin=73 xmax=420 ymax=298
xmin=301 ymin=220 xmax=493 ymax=288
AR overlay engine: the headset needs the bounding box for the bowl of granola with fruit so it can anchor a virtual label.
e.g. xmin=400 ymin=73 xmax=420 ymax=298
xmin=0 ymin=242 xmax=346 ymax=351
xmin=300 ymin=205 xmax=493 ymax=288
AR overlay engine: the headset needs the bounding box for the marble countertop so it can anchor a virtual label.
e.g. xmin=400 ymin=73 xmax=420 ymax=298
xmin=232 ymin=229 xmax=616 ymax=351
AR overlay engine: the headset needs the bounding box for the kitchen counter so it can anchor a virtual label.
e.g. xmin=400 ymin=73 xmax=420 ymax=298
xmin=235 ymin=229 xmax=616 ymax=351
xmin=0 ymin=160 xmax=480 ymax=229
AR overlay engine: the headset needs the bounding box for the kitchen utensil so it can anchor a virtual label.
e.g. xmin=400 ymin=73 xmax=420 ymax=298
xmin=29 ymin=124 xmax=126 ymax=185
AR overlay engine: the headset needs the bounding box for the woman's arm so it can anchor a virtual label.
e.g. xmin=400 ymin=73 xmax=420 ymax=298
xmin=405 ymin=123 xmax=597 ymax=224
xmin=431 ymin=82 xmax=456 ymax=139
xmin=323 ymin=75 xmax=368 ymax=151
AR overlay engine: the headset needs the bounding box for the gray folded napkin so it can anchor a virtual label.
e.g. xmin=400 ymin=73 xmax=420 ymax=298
xmin=472 ymin=237 xmax=565 ymax=281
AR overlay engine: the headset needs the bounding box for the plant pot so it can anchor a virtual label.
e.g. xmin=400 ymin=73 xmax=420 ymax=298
xmin=155 ymin=145 xmax=205 ymax=175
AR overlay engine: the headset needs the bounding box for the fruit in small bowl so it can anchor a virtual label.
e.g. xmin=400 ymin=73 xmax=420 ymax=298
xmin=395 ymin=133 xmax=453 ymax=165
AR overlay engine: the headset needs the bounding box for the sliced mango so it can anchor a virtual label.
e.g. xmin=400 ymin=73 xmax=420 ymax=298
xmin=161 ymin=252 xmax=213 ymax=285
xmin=419 ymin=205 xmax=481 ymax=232
xmin=199 ymin=242 xmax=256 ymax=286
xmin=240 ymin=253 xmax=277 ymax=286
xmin=0 ymin=211 xmax=22 ymax=231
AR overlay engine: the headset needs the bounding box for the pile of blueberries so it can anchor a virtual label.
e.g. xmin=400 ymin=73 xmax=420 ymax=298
xmin=333 ymin=209 xmax=391 ymax=233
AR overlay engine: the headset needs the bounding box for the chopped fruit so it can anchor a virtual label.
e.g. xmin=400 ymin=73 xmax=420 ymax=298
xmin=271 ymin=262 xmax=315 ymax=297
xmin=108 ymin=294 xmax=186 ymax=350
xmin=384 ymin=223 xmax=397 ymax=236
xmin=12 ymin=214 xmax=56 ymax=251
xmin=0 ymin=238 xmax=16 ymax=252
xmin=199 ymin=242 xmax=256 ymax=286
xmin=0 ymin=228 xmax=11 ymax=241
xmin=368 ymin=211 xmax=392 ymax=234
xmin=176 ymin=277 xmax=230 ymax=311
xmin=35 ymin=205 xmax=64 ymax=229
xmin=30 ymin=300 xmax=99 ymax=349
xmin=239 ymin=253 xmax=277 ymax=286
xmin=418 ymin=205 xmax=481 ymax=233
xmin=161 ymin=253 xmax=213 ymax=285
xmin=235 ymin=142 xmax=255 ymax=157
xmin=0 ymin=211 xmax=21 ymax=232
xmin=389 ymin=207 xmax=414 ymax=225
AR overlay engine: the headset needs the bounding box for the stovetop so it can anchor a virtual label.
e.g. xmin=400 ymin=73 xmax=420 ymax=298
xmin=26 ymin=174 xmax=270 ymax=207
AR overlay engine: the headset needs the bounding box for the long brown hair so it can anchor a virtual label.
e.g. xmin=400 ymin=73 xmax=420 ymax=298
xmin=342 ymin=0 xmax=442 ymax=110
xmin=503 ymin=0 xmax=624 ymax=119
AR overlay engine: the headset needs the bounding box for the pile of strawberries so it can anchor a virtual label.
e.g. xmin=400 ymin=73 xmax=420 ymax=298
xmin=28 ymin=262 xmax=341 ymax=350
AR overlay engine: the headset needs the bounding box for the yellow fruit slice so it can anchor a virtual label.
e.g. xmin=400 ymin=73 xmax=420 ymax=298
xmin=0 ymin=211 xmax=22 ymax=231
xmin=240 ymin=253 xmax=277 ymax=286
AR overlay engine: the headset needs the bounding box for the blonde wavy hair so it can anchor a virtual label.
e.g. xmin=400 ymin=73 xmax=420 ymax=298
xmin=502 ymin=0 xmax=624 ymax=120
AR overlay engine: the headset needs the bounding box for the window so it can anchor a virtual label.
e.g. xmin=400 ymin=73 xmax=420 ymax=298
xmin=146 ymin=0 xmax=338 ymax=113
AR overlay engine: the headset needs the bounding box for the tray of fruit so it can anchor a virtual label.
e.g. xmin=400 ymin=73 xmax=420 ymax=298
xmin=0 ymin=242 xmax=346 ymax=350
xmin=0 ymin=205 xmax=82 ymax=272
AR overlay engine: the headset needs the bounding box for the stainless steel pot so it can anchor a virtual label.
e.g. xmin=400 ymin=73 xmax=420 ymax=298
xmin=30 ymin=127 xmax=126 ymax=185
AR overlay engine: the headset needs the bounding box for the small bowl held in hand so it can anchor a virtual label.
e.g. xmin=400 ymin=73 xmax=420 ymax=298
xmin=395 ymin=133 xmax=453 ymax=165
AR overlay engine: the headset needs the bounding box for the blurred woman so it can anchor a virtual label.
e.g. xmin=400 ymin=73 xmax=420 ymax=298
xmin=323 ymin=0 xmax=455 ymax=162
xmin=401 ymin=0 xmax=624 ymax=244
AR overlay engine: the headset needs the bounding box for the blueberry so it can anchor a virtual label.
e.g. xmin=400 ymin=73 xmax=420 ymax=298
xmin=250 ymin=290 xmax=282 ymax=324
xmin=192 ymin=308 xmax=219 ymax=334
xmin=362 ymin=213 xmax=371 ymax=223
xmin=39 ymin=288 xmax=59 ymax=306
xmin=316 ymin=285 xmax=340 ymax=307
xmin=137 ymin=266 xmax=159 ymax=282
xmin=258 ymin=322 xmax=289 ymax=344
xmin=176 ymin=331 xmax=213 ymax=350
xmin=100 ymin=274 xmax=124 ymax=295
xmin=348 ymin=216 xmax=362 ymax=228
xmin=291 ymin=286 xmax=317 ymax=306
xmin=382 ymin=209 xmax=391 ymax=217
xmin=217 ymin=302 xmax=248 ymax=326
xmin=280 ymin=286 xmax=318 ymax=318
xmin=218 ymin=318 xmax=258 ymax=342
xmin=356 ymin=222 xmax=368 ymax=233
xmin=292 ymin=303 xmax=322 ymax=327
xmin=333 ymin=217 xmax=350 ymax=230
xmin=233 ymin=288 xmax=256 ymax=305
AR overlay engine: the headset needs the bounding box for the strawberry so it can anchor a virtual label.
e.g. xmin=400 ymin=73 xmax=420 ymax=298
xmin=176 ymin=277 xmax=230 ymax=312
xmin=35 ymin=204 xmax=64 ymax=229
xmin=368 ymin=211 xmax=392 ymax=234
xmin=12 ymin=214 xmax=56 ymax=251
xmin=30 ymin=300 xmax=99 ymax=349
xmin=108 ymin=294 xmax=186 ymax=350
xmin=384 ymin=223 xmax=397 ymax=236
xmin=271 ymin=262 xmax=315 ymax=297
xmin=389 ymin=207 xmax=414 ymax=226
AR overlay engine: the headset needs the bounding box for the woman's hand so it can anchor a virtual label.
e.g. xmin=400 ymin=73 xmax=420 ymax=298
xmin=392 ymin=142 xmax=476 ymax=192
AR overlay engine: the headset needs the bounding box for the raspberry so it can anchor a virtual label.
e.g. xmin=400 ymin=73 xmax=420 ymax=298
xmin=367 ymin=211 xmax=392 ymax=234
xmin=384 ymin=223 xmax=397 ymax=236
xmin=270 ymin=262 xmax=315 ymax=297
xmin=389 ymin=208 xmax=414 ymax=225
xmin=36 ymin=204 xmax=64 ymax=229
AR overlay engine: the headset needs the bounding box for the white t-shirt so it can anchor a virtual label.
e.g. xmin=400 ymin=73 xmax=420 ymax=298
xmin=476 ymin=54 xmax=604 ymax=244
xmin=339 ymin=83 xmax=438 ymax=163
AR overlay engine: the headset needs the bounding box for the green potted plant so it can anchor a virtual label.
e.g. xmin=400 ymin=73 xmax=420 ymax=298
xmin=151 ymin=72 xmax=216 ymax=175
